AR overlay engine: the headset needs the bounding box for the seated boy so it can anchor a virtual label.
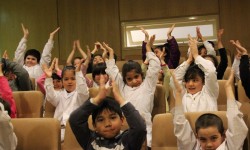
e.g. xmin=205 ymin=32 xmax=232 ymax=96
xmin=171 ymin=69 xmax=248 ymax=150
xmin=69 ymin=75 xmax=146 ymax=150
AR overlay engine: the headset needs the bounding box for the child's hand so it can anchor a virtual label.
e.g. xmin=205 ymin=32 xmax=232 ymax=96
xmin=72 ymin=40 xmax=77 ymax=52
xmin=2 ymin=50 xmax=9 ymax=60
xmin=196 ymin=27 xmax=204 ymax=41
xmin=112 ymin=80 xmax=125 ymax=105
xmin=75 ymin=59 xmax=84 ymax=72
xmin=217 ymin=29 xmax=224 ymax=39
xmin=103 ymin=42 xmax=114 ymax=60
xmin=42 ymin=62 xmax=54 ymax=78
xmin=138 ymin=26 xmax=149 ymax=42
xmin=21 ymin=23 xmax=29 ymax=39
xmin=54 ymin=58 xmax=61 ymax=72
xmin=146 ymin=35 xmax=155 ymax=52
xmin=230 ymin=40 xmax=248 ymax=55
xmin=188 ymin=34 xmax=198 ymax=59
xmin=93 ymin=75 xmax=107 ymax=105
xmin=49 ymin=27 xmax=60 ymax=40
xmin=167 ymin=24 xmax=175 ymax=39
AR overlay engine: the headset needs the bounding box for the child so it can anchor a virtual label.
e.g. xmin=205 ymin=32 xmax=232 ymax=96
xmin=91 ymin=62 xmax=111 ymax=88
xmin=43 ymin=59 xmax=89 ymax=141
xmin=172 ymin=68 xmax=248 ymax=150
xmin=105 ymin=35 xmax=161 ymax=148
xmin=230 ymin=40 xmax=250 ymax=99
xmin=69 ymin=75 xmax=146 ymax=150
xmin=37 ymin=58 xmax=63 ymax=94
xmin=14 ymin=24 xmax=60 ymax=79
xmin=0 ymin=63 xmax=17 ymax=118
xmin=170 ymin=35 xmax=219 ymax=112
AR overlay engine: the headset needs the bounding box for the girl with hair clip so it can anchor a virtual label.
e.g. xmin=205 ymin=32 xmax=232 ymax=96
xmin=105 ymin=35 xmax=161 ymax=149
xmin=170 ymin=35 xmax=219 ymax=112
xmin=43 ymin=58 xmax=89 ymax=141
xmin=172 ymin=69 xmax=248 ymax=150
xmin=14 ymin=24 xmax=60 ymax=79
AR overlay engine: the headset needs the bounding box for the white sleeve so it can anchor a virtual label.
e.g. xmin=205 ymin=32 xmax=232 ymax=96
xmin=76 ymin=71 xmax=89 ymax=104
xmin=232 ymin=57 xmax=241 ymax=80
xmin=14 ymin=37 xmax=27 ymax=64
xmin=203 ymin=41 xmax=216 ymax=56
xmin=40 ymin=39 xmax=53 ymax=66
xmin=45 ymin=78 xmax=60 ymax=107
xmin=173 ymin=106 xmax=197 ymax=150
xmin=226 ymin=100 xmax=248 ymax=150
xmin=195 ymin=56 xmax=219 ymax=98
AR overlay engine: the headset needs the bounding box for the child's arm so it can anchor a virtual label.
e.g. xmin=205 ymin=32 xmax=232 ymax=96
xmin=216 ymin=29 xmax=228 ymax=79
xmin=225 ymin=70 xmax=248 ymax=149
xmin=139 ymin=26 xmax=149 ymax=61
xmin=76 ymin=40 xmax=87 ymax=60
xmin=82 ymin=46 xmax=93 ymax=88
xmin=43 ymin=60 xmax=60 ymax=107
xmin=5 ymin=58 xmax=33 ymax=91
xmin=166 ymin=24 xmax=181 ymax=69
xmin=144 ymin=35 xmax=161 ymax=88
xmin=171 ymin=72 xmax=196 ymax=150
xmin=0 ymin=63 xmax=17 ymax=118
xmin=196 ymin=27 xmax=216 ymax=56
xmin=40 ymin=27 xmax=60 ymax=66
xmin=66 ymin=41 xmax=76 ymax=66
xmin=75 ymin=59 xmax=89 ymax=104
xmin=14 ymin=23 xmax=28 ymax=64
xmin=190 ymin=35 xmax=219 ymax=98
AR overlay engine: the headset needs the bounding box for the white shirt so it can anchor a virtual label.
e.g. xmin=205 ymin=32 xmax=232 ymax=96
xmin=173 ymin=100 xmax=248 ymax=150
xmin=45 ymin=71 xmax=89 ymax=126
xmin=105 ymin=52 xmax=161 ymax=147
xmin=170 ymin=56 xmax=219 ymax=112
xmin=232 ymin=57 xmax=241 ymax=80
xmin=14 ymin=37 xmax=53 ymax=79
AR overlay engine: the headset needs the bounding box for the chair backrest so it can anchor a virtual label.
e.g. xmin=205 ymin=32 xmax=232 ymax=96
xmin=152 ymin=113 xmax=177 ymax=150
xmin=29 ymin=77 xmax=36 ymax=90
xmin=11 ymin=118 xmax=61 ymax=150
xmin=222 ymin=67 xmax=231 ymax=80
xmin=238 ymin=80 xmax=250 ymax=103
xmin=152 ymin=84 xmax=166 ymax=118
xmin=44 ymin=100 xmax=56 ymax=118
xmin=13 ymin=91 xmax=44 ymax=118
xmin=217 ymin=80 xmax=233 ymax=111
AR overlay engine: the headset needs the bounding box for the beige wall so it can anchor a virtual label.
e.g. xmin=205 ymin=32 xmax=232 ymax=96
xmin=0 ymin=0 xmax=249 ymax=62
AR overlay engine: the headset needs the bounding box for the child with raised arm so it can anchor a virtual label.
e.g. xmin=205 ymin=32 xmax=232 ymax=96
xmin=14 ymin=24 xmax=60 ymax=79
xmin=230 ymin=40 xmax=250 ymax=99
xmin=69 ymin=75 xmax=146 ymax=150
xmin=0 ymin=63 xmax=17 ymax=118
xmin=170 ymin=35 xmax=219 ymax=112
xmin=43 ymin=58 xmax=89 ymax=141
xmin=172 ymin=69 xmax=248 ymax=150
xmin=105 ymin=35 xmax=161 ymax=148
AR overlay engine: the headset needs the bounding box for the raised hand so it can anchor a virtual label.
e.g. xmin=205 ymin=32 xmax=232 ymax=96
xmin=230 ymin=40 xmax=248 ymax=55
xmin=75 ymin=58 xmax=84 ymax=72
xmin=92 ymin=75 xmax=108 ymax=105
xmin=95 ymin=41 xmax=105 ymax=51
xmin=167 ymin=24 xmax=175 ymax=39
xmin=225 ymin=69 xmax=235 ymax=100
xmin=217 ymin=29 xmax=224 ymax=39
xmin=112 ymin=80 xmax=125 ymax=105
xmin=76 ymin=40 xmax=87 ymax=60
xmin=146 ymin=35 xmax=155 ymax=52
xmin=196 ymin=27 xmax=204 ymax=41
xmin=54 ymin=58 xmax=61 ymax=72
xmin=103 ymin=42 xmax=114 ymax=60
xmin=138 ymin=26 xmax=149 ymax=42
xmin=49 ymin=27 xmax=60 ymax=40
xmin=84 ymin=45 xmax=91 ymax=66
xmin=2 ymin=50 xmax=9 ymax=59
xmin=188 ymin=34 xmax=198 ymax=59
xmin=42 ymin=57 xmax=55 ymax=78
xmin=21 ymin=23 xmax=29 ymax=39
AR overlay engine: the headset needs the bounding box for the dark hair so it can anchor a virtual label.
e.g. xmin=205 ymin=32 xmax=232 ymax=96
xmin=24 ymin=49 xmax=41 ymax=63
xmin=195 ymin=113 xmax=224 ymax=135
xmin=184 ymin=64 xmax=205 ymax=83
xmin=154 ymin=43 xmax=170 ymax=52
xmin=92 ymin=97 xmax=123 ymax=125
xmin=198 ymin=45 xmax=206 ymax=55
xmin=122 ymin=60 xmax=143 ymax=84
xmin=92 ymin=63 xmax=107 ymax=80
xmin=0 ymin=98 xmax=11 ymax=116
xmin=203 ymin=54 xmax=219 ymax=68
xmin=61 ymin=65 xmax=75 ymax=78
xmin=52 ymin=73 xmax=62 ymax=80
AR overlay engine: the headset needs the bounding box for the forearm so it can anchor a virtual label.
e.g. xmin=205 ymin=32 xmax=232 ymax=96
xmin=14 ymin=37 xmax=27 ymax=64
xmin=203 ymin=41 xmax=216 ymax=56
xmin=167 ymin=37 xmax=181 ymax=69
xmin=142 ymin=41 xmax=147 ymax=61
xmin=40 ymin=39 xmax=54 ymax=66
xmin=239 ymin=55 xmax=250 ymax=98
xmin=217 ymin=48 xmax=228 ymax=79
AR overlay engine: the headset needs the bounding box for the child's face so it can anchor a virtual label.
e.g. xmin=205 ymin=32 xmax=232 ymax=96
xmin=94 ymin=74 xmax=109 ymax=85
xmin=53 ymin=79 xmax=63 ymax=90
xmin=94 ymin=109 xmax=124 ymax=139
xmin=73 ymin=58 xmax=81 ymax=67
xmin=199 ymin=48 xmax=207 ymax=57
xmin=197 ymin=126 xmax=225 ymax=150
xmin=25 ymin=55 xmax=38 ymax=67
xmin=93 ymin=56 xmax=104 ymax=65
xmin=185 ymin=75 xmax=204 ymax=95
xmin=62 ymin=70 xmax=76 ymax=92
xmin=154 ymin=48 xmax=163 ymax=58
xmin=125 ymin=69 xmax=142 ymax=88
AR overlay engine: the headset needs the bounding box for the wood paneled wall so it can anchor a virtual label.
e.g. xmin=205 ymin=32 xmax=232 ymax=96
xmin=0 ymin=0 xmax=249 ymax=62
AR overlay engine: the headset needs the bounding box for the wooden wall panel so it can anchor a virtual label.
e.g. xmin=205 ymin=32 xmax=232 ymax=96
xmin=0 ymin=0 xmax=59 ymax=60
xmin=119 ymin=0 xmax=219 ymax=21
xmin=57 ymin=0 xmax=121 ymax=63
xmin=219 ymin=0 xmax=250 ymax=55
